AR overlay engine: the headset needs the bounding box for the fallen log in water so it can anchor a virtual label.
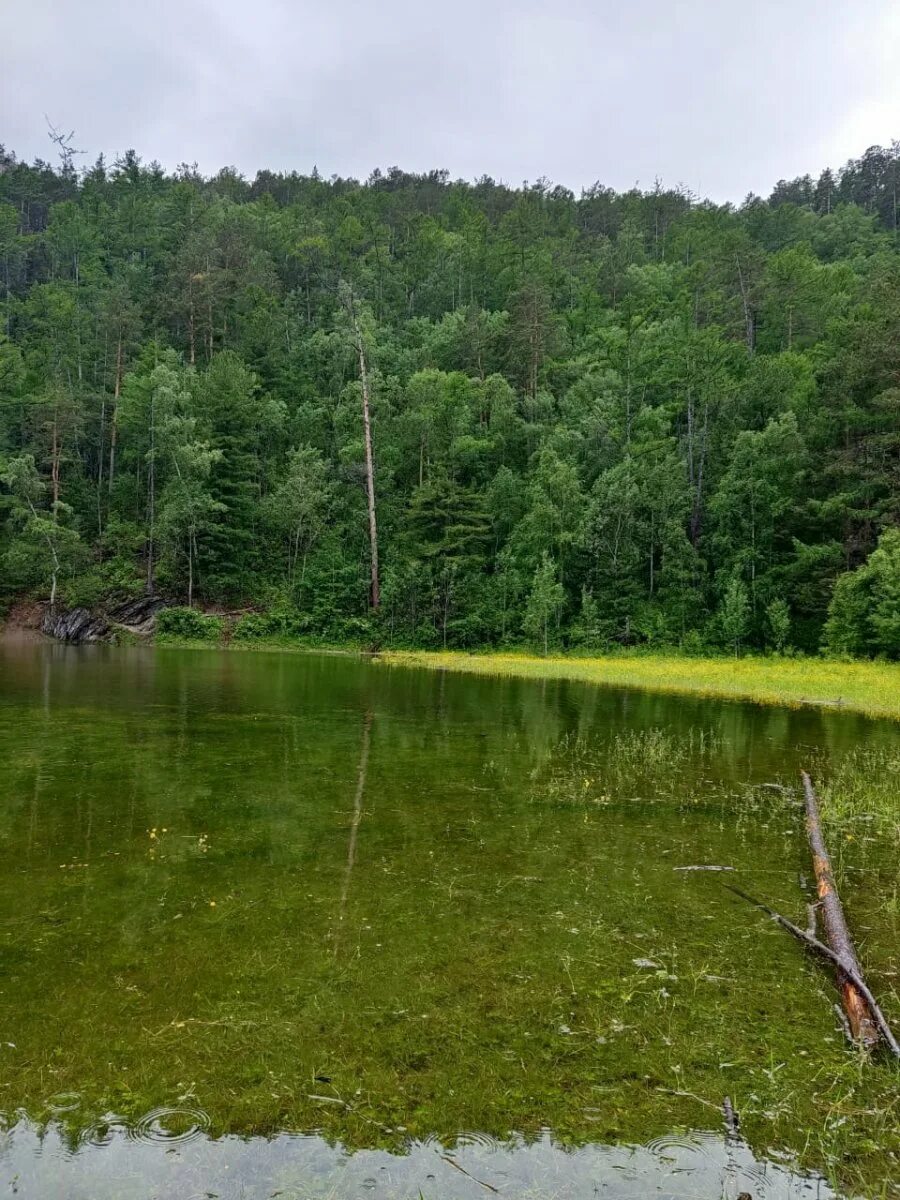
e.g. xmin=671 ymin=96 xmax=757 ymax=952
xmin=801 ymin=771 xmax=880 ymax=1049
xmin=726 ymin=885 xmax=900 ymax=1058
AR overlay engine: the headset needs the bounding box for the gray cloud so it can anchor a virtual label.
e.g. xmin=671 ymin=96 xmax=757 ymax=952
xmin=3 ymin=0 xmax=898 ymax=200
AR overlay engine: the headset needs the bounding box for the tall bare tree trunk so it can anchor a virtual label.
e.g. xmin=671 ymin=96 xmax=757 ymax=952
xmin=736 ymin=255 xmax=755 ymax=354
xmin=50 ymin=407 xmax=61 ymax=512
xmin=108 ymin=334 xmax=123 ymax=494
xmin=187 ymin=530 xmax=194 ymax=608
xmin=348 ymin=301 xmax=380 ymax=611
xmin=96 ymin=395 xmax=106 ymax=541
xmin=188 ymin=279 xmax=196 ymax=366
xmin=146 ymin=389 xmax=155 ymax=594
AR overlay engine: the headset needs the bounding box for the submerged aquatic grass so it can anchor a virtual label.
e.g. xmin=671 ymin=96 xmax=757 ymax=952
xmin=813 ymin=745 xmax=900 ymax=844
xmin=0 ymin=644 xmax=898 ymax=1198
xmin=533 ymin=726 xmax=728 ymax=807
xmin=380 ymin=649 xmax=900 ymax=721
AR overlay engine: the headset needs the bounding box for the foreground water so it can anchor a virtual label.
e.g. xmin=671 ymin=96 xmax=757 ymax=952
xmin=0 ymin=644 xmax=897 ymax=1199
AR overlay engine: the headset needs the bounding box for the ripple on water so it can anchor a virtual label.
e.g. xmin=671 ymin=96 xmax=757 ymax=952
xmin=76 ymin=1114 xmax=124 ymax=1149
xmin=645 ymin=1129 xmax=815 ymax=1200
xmin=741 ymin=1157 xmax=791 ymax=1198
xmin=453 ymin=1131 xmax=503 ymax=1151
xmin=126 ymin=1105 xmax=211 ymax=1146
xmin=46 ymin=1092 xmax=82 ymax=1115
xmin=645 ymin=1129 xmax=718 ymax=1161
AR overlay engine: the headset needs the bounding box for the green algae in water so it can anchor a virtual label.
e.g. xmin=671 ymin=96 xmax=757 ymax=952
xmin=0 ymin=643 xmax=897 ymax=1198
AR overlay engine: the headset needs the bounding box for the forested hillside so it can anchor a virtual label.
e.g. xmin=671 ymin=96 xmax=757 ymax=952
xmin=1 ymin=140 xmax=899 ymax=654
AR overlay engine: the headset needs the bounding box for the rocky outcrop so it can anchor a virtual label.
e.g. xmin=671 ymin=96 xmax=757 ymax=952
xmin=42 ymin=607 xmax=110 ymax=643
xmin=41 ymin=595 xmax=167 ymax=644
xmin=108 ymin=595 xmax=166 ymax=634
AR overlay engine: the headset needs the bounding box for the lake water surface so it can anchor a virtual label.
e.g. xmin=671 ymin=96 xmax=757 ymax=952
xmin=0 ymin=644 xmax=897 ymax=1199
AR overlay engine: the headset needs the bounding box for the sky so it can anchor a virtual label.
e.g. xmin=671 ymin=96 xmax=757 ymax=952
xmin=3 ymin=0 xmax=899 ymax=202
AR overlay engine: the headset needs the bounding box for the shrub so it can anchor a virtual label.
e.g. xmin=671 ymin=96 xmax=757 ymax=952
xmin=333 ymin=615 xmax=374 ymax=643
xmin=232 ymin=604 xmax=311 ymax=642
xmin=765 ymin=597 xmax=792 ymax=653
xmin=62 ymin=570 xmax=107 ymax=609
xmin=718 ymin=578 xmax=751 ymax=655
xmin=156 ymin=606 xmax=223 ymax=641
xmin=679 ymin=630 xmax=709 ymax=657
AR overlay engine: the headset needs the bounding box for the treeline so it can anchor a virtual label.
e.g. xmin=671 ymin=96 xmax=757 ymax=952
xmin=0 ymin=139 xmax=899 ymax=655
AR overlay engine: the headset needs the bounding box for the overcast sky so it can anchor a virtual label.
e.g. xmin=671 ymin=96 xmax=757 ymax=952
xmin=3 ymin=0 xmax=899 ymax=201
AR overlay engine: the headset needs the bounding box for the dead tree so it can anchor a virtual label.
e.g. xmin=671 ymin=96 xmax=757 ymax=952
xmin=802 ymin=771 xmax=879 ymax=1048
xmin=342 ymin=286 xmax=380 ymax=611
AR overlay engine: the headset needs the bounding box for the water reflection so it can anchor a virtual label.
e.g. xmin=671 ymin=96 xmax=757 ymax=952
xmin=336 ymin=709 xmax=374 ymax=942
xmin=1 ymin=1120 xmax=839 ymax=1199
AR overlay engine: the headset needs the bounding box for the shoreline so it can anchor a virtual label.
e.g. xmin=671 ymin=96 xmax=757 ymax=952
xmin=378 ymin=649 xmax=900 ymax=722
xmin=6 ymin=613 xmax=898 ymax=721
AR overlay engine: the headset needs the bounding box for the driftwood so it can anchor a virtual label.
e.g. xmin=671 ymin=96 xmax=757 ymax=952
xmin=802 ymin=771 xmax=880 ymax=1048
xmin=673 ymin=864 xmax=735 ymax=872
xmin=440 ymin=1155 xmax=499 ymax=1194
xmin=727 ymin=885 xmax=900 ymax=1058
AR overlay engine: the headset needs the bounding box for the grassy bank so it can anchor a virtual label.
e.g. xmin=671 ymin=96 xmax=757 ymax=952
xmin=379 ymin=649 xmax=900 ymax=721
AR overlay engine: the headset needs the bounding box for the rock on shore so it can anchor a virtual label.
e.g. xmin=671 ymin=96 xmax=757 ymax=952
xmin=39 ymin=596 xmax=166 ymax=644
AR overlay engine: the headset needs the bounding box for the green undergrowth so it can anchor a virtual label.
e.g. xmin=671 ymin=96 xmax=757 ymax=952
xmin=155 ymin=607 xmax=225 ymax=642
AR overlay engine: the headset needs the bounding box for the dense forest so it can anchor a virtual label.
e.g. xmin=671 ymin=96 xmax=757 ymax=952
xmin=1 ymin=138 xmax=899 ymax=655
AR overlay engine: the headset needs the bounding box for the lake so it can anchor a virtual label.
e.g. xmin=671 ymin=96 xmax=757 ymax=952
xmin=0 ymin=643 xmax=897 ymax=1199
